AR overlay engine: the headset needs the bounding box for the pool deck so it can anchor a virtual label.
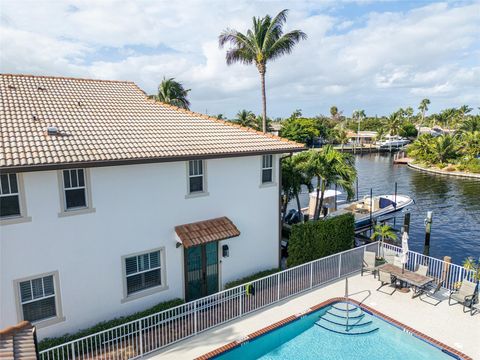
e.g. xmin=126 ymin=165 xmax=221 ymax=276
xmin=148 ymin=273 xmax=480 ymax=360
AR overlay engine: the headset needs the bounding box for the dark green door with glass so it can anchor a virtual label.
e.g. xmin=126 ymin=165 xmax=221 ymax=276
xmin=185 ymin=242 xmax=219 ymax=301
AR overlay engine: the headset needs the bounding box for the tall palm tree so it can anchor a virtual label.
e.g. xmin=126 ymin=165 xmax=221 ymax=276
xmin=418 ymin=98 xmax=430 ymax=127
xmin=296 ymin=146 xmax=356 ymax=220
xmin=219 ymin=9 xmax=307 ymax=133
xmin=151 ymin=77 xmax=191 ymax=109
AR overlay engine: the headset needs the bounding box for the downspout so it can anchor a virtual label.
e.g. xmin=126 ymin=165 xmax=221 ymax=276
xmin=278 ymin=152 xmax=293 ymax=268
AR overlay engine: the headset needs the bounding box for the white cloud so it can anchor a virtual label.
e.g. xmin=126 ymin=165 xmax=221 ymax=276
xmin=0 ymin=0 xmax=479 ymax=117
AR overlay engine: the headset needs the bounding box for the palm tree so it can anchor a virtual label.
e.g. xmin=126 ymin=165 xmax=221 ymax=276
xmin=458 ymin=105 xmax=473 ymax=122
xmin=334 ymin=128 xmax=349 ymax=150
xmin=418 ymin=98 xmax=430 ymax=127
xmin=352 ymin=110 xmax=366 ymax=146
xmin=459 ymin=131 xmax=480 ymax=159
xmin=408 ymin=134 xmax=434 ymax=162
xmin=428 ymin=135 xmax=458 ymax=165
xmin=234 ymin=109 xmax=256 ymax=128
xmin=371 ymin=224 xmax=397 ymax=258
xmin=296 ymin=146 xmax=356 ymax=220
xmin=459 ymin=116 xmax=480 ymax=133
xmin=151 ymin=77 xmax=191 ymax=109
xmin=281 ymin=156 xmax=313 ymax=221
xmin=384 ymin=111 xmax=402 ymax=136
xmin=330 ymin=106 xmax=340 ymax=121
xmin=219 ymin=9 xmax=307 ymax=133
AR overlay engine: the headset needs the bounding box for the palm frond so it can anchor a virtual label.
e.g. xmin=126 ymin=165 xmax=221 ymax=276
xmin=267 ymin=30 xmax=307 ymax=60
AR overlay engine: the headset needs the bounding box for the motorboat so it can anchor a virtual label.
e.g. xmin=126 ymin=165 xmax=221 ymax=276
xmin=326 ymin=194 xmax=414 ymax=228
xmin=377 ymin=135 xmax=410 ymax=149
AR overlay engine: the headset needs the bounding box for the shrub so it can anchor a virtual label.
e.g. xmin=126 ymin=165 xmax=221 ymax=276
xmin=287 ymin=213 xmax=355 ymax=267
xmin=38 ymin=298 xmax=184 ymax=351
xmin=224 ymin=268 xmax=280 ymax=289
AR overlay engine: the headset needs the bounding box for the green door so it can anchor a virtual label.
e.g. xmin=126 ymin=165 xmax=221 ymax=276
xmin=185 ymin=242 xmax=219 ymax=301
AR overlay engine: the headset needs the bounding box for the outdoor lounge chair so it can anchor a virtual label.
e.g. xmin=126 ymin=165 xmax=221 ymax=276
xmin=362 ymin=251 xmax=377 ymax=277
xmin=377 ymin=270 xmax=396 ymax=295
xmin=415 ymin=264 xmax=428 ymax=276
xmin=448 ymin=279 xmax=478 ymax=312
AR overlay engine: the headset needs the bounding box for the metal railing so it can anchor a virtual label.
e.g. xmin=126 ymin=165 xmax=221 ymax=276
xmin=39 ymin=241 xmax=473 ymax=359
xmin=381 ymin=243 xmax=476 ymax=290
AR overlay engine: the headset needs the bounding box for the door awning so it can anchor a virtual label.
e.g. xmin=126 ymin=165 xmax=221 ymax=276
xmin=175 ymin=217 xmax=240 ymax=248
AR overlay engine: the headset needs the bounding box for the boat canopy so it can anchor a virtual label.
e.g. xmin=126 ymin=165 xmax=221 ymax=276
xmin=309 ymin=190 xmax=342 ymax=199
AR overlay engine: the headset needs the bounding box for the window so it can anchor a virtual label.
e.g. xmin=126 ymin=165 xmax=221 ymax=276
xmin=125 ymin=250 xmax=162 ymax=296
xmin=0 ymin=173 xmax=21 ymax=218
xmin=62 ymin=169 xmax=87 ymax=210
xmin=18 ymin=275 xmax=57 ymax=323
xmin=188 ymin=160 xmax=204 ymax=193
xmin=261 ymin=155 xmax=273 ymax=183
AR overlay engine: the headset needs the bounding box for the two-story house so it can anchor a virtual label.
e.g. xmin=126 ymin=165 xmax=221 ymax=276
xmin=0 ymin=74 xmax=304 ymax=339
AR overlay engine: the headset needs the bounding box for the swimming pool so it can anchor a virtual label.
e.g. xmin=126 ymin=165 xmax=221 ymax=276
xmin=212 ymin=301 xmax=461 ymax=360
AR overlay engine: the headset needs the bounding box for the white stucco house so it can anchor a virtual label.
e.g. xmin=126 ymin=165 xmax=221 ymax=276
xmin=0 ymin=74 xmax=304 ymax=340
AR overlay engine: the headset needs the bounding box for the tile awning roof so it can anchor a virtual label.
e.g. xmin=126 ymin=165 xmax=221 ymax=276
xmin=175 ymin=217 xmax=240 ymax=248
xmin=0 ymin=74 xmax=305 ymax=171
xmin=0 ymin=321 xmax=37 ymax=359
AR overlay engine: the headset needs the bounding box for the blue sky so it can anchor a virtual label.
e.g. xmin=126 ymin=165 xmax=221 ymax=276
xmin=1 ymin=0 xmax=479 ymax=118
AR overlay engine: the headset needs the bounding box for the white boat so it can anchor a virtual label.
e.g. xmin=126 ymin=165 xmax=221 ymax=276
xmin=377 ymin=135 xmax=410 ymax=149
xmin=326 ymin=194 xmax=414 ymax=228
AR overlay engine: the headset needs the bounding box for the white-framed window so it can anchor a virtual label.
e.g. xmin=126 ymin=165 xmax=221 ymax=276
xmin=15 ymin=272 xmax=64 ymax=326
xmin=0 ymin=173 xmax=21 ymax=218
xmin=62 ymin=169 xmax=87 ymax=210
xmin=188 ymin=160 xmax=204 ymax=193
xmin=124 ymin=249 xmax=163 ymax=296
xmin=261 ymin=155 xmax=274 ymax=184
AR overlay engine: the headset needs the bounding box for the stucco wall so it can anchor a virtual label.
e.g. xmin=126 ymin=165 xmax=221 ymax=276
xmin=0 ymin=155 xmax=280 ymax=339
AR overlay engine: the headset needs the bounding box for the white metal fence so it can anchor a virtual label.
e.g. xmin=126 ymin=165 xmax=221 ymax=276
xmin=381 ymin=243 xmax=476 ymax=290
xmin=39 ymin=242 xmax=474 ymax=360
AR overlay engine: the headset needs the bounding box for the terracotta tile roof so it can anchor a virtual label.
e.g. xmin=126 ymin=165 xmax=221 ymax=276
xmin=0 ymin=74 xmax=305 ymax=171
xmin=0 ymin=321 xmax=37 ymax=360
xmin=175 ymin=217 xmax=240 ymax=248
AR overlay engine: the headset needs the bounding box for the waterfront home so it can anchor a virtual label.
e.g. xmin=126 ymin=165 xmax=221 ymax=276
xmin=0 ymin=74 xmax=304 ymax=340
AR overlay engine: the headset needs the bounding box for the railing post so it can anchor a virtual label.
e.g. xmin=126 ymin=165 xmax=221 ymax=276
xmin=338 ymin=253 xmax=342 ymax=277
xmin=139 ymin=319 xmax=144 ymax=356
xmin=194 ymin=301 xmax=198 ymax=334
xmin=277 ymin=273 xmax=281 ymax=301
xmin=70 ymin=343 xmax=75 ymax=360
xmin=239 ymin=288 xmax=243 ymax=318
xmin=309 ymin=262 xmax=313 ymax=288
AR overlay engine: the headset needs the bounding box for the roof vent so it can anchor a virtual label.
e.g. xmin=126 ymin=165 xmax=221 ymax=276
xmin=8 ymin=84 xmax=16 ymax=90
xmin=47 ymin=126 xmax=58 ymax=135
xmin=77 ymin=101 xmax=83 ymax=106
xmin=37 ymin=85 xmax=46 ymax=91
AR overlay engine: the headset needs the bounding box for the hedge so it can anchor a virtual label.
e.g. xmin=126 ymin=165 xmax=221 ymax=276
xmin=287 ymin=213 xmax=355 ymax=267
xmin=38 ymin=298 xmax=184 ymax=351
xmin=224 ymin=268 xmax=280 ymax=289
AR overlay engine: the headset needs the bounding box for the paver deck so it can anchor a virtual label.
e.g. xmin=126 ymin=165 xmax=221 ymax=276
xmin=148 ymin=273 xmax=480 ymax=360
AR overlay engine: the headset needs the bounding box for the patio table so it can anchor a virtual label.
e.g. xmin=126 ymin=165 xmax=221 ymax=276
xmin=377 ymin=263 xmax=434 ymax=298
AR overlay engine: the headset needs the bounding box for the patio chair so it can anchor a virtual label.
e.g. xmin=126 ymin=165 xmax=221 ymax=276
xmin=362 ymin=251 xmax=377 ymax=277
xmin=448 ymin=279 xmax=478 ymax=312
xmin=377 ymin=270 xmax=396 ymax=295
xmin=393 ymin=256 xmax=403 ymax=268
xmin=415 ymin=265 xmax=428 ymax=276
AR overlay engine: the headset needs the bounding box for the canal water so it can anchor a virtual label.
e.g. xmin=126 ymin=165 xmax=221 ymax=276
xmin=294 ymin=153 xmax=480 ymax=265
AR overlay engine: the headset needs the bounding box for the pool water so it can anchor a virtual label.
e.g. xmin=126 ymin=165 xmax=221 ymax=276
xmin=215 ymin=303 xmax=456 ymax=360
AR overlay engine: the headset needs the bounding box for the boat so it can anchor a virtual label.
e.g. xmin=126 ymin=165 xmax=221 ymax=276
xmin=325 ymin=194 xmax=414 ymax=228
xmin=377 ymin=135 xmax=410 ymax=149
